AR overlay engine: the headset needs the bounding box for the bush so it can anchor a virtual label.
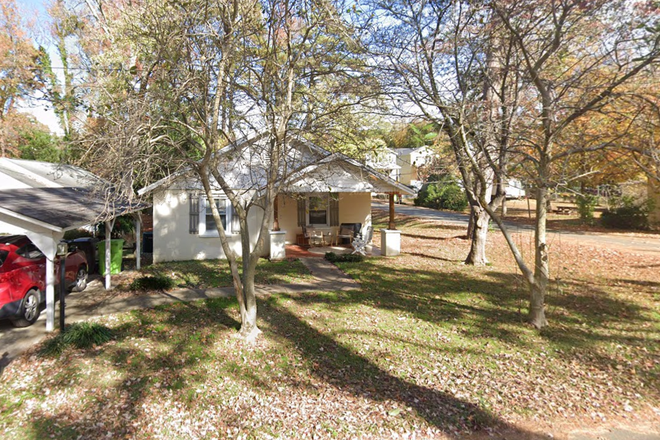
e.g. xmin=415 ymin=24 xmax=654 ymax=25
xmin=130 ymin=274 xmax=175 ymax=291
xmin=324 ymin=252 xmax=363 ymax=263
xmin=576 ymin=194 xmax=598 ymax=223
xmin=63 ymin=229 xmax=94 ymax=240
xmin=600 ymin=196 xmax=651 ymax=230
xmin=40 ymin=322 xmax=114 ymax=356
xmin=414 ymin=176 xmax=468 ymax=211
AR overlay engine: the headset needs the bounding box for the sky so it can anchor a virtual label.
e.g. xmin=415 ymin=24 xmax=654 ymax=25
xmin=17 ymin=0 xmax=64 ymax=135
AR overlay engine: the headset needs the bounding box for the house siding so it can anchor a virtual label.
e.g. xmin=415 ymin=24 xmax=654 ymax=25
xmin=152 ymin=189 xmax=265 ymax=263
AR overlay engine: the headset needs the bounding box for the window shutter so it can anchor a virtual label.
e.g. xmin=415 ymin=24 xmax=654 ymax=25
xmin=297 ymin=198 xmax=306 ymax=227
xmin=329 ymin=195 xmax=339 ymax=226
xmin=230 ymin=203 xmax=240 ymax=233
xmin=189 ymin=195 xmax=199 ymax=234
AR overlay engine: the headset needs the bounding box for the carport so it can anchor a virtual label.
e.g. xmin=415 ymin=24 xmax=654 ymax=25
xmin=0 ymin=158 xmax=146 ymax=331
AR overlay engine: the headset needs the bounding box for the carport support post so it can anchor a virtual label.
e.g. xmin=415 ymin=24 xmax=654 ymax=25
xmin=45 ymin=258 xmax=55 ymax=332
xmin=59 ymin=253 xmax=66 ymax=331
xmin=105 ymin=221 xmax=112 ymax=289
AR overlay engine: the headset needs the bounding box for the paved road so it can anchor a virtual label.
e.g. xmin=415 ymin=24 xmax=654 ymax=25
xmin=376 ymin=201 xmax=660 ymax=255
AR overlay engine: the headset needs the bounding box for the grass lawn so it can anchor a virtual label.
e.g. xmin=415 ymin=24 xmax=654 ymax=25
xmin=0 ymin=211 xmax=658 ymax=439
xmin=115 ymin=258 xmax=315 ymax=292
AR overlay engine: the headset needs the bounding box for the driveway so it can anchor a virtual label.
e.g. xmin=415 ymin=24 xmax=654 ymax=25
xmin=378 ymin=201 xmax=660 ymax=255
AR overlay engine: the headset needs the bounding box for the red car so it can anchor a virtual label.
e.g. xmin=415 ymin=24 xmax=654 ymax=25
xmin=0 ymin=235 xmax=88 ymax=327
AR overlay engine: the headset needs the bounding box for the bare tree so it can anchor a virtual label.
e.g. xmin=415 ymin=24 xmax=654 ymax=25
xmin=368 ymin=1 xmax=520 ymax=265
xmin=370 ymin=0 xmax=660 ymax=327
xmin=71 ymin=0 xmax=374 ymax=340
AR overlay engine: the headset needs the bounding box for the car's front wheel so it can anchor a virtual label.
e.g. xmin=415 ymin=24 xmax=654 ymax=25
xmin=71 ymin=266 xmax=88 ymax=292
xmin=11 ymin=289 xmax=41 ymax=327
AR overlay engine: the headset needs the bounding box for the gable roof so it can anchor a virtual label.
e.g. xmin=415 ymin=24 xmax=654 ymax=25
xmin=138 ymin=135 xmax=416 ymax=196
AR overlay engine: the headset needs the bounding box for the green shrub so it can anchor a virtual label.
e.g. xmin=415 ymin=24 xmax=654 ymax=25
xmin=324 ymin=252 xmax=363 ymax=263
xmin=600 ymin=196 xmax=651 ymax=230
xmin=576 ymin=194 xmax=598 ymax=223
xmin=130 ymin=274 xmax=175 ymax=291
xmin=63 ymin=229 xmax=94 ymax=240
xmin=414 ymin=177 xmax=468 ymax=211
xmin=40 ymin=322 xmax=114 ymax=356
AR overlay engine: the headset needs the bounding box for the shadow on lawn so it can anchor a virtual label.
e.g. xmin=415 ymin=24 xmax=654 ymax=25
xmin=24 ymin=297 xmax=241 ymax=439
xmin=259 ymin=297 xmax=546 ymax=438
xmin=330 ymin=259 xmax=659 ymax=386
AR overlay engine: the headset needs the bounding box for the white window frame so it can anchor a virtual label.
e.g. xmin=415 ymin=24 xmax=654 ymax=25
xmin=307 ymin=194 xmax=329 ymax=226
xmin=199 ymin=196 xmax=233 ymax=237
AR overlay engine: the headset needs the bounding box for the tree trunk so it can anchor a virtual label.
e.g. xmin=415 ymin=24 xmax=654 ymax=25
xmin=530 ymin=185 xmax=549 ymax=328
xmin=465 ymin=206 xmax=490 ymax=265
xmin=466 ymin=205 xmax=476 ymax=239
xmin=239 ymin=260 xmax=261 ymax=342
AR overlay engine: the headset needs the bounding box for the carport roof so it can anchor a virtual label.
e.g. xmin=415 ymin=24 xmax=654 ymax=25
xmin=0 ymin=158 xmax=146 ymax=233
xmin=0 ymin=187 xmax=140 ymax=232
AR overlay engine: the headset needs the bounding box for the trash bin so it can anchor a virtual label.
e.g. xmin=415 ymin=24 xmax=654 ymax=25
xmin=96 ymin=239 xmax=124 ymax=275
xmin=70 ymin=237 xmax=99 ymax=274
xmin=142 ymin=231 xmax=153 ymax=253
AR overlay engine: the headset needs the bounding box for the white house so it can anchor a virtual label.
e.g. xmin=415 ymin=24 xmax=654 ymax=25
xmin=365 ymin=147 xmax=400 ymax=182
xmin=139 ymin=135 xmax=415 ymax=263
xmin=395 ymin=146 xmax=435 ymax=189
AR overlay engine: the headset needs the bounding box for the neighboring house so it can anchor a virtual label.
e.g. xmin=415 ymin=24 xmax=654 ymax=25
xmin=139 ymin=135 xmax=415 ymax=263
xmin=365 ymin=147 xmax=400 ymax=182
xmin=395 ymin=146 xmax=435 ymax=189
xmin=505 ymin=179 xmax=526 ymax=199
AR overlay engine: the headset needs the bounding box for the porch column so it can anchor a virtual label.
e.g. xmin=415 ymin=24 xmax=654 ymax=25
xmin=388 ymin=193 xmax=396 ymax=230
xmin=273 ymin=195 xmax=280 ymax=231
xmin=104 ymin=221 xmax=113 ymax=289
xmin=382 ymin=192 xmax=401 ymax=256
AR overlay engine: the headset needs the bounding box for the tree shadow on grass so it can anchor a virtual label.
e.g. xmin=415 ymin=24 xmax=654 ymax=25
xmin=23 ymin=297 xmax=242 ymax=439
xmin=405 ymin=251 xmax=465 ymax=263
xmin=259 ymin=296 xmax=546 ymax=438
xmin=329 ymin=259 xmax=659 ymax=389
xmin=402 ymin=232 xmax=468 ymax=241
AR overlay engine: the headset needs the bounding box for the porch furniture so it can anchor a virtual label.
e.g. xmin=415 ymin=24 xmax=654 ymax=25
xmin=352 ymin=225 xmax=373 ymax=255
xmin=309 ymin=228 xmax=325 ymax=246
xmin=336 ymin=223 xmax=361 ymax=245
xmin=296 ymin=226 xmax=312 ymax=247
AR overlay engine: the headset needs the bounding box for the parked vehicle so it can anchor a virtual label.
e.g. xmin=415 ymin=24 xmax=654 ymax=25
xmin=0 ymin=235 xmax=88 ymax=327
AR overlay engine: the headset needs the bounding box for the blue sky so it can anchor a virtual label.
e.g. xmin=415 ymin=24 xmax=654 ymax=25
xmin=18 ymin=0 xmax=63 ymax=134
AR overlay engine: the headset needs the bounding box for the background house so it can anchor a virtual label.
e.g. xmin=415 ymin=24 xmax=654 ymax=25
xmin=395 ymin=146 xmax=436 ymax=190
xmin=365 ymin=147 xmax=400 ymax=182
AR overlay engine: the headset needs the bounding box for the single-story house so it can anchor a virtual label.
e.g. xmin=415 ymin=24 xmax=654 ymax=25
xmin=138 ymin=135 xmax=416 ymax=263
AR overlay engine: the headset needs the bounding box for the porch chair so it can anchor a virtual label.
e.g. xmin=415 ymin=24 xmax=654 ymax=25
xmin=335 ymin=224 xmax=355 ymax=246
xmin=351 ymin=225 xmax=373 ymax=256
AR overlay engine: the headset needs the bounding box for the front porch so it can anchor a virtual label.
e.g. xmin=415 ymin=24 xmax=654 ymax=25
xmin=270 ymin=192 xmax=402 ymax=260
xmin=285 ymin=242 xmax=382 ymax=259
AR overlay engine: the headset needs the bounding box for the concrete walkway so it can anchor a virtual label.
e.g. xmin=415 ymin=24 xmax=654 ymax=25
xmin=0 ymin=258 xmax=358 ymax=374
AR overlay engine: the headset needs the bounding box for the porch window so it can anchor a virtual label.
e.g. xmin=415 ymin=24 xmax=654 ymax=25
xmin=308 ymin=195 xmax=328 ymax=225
